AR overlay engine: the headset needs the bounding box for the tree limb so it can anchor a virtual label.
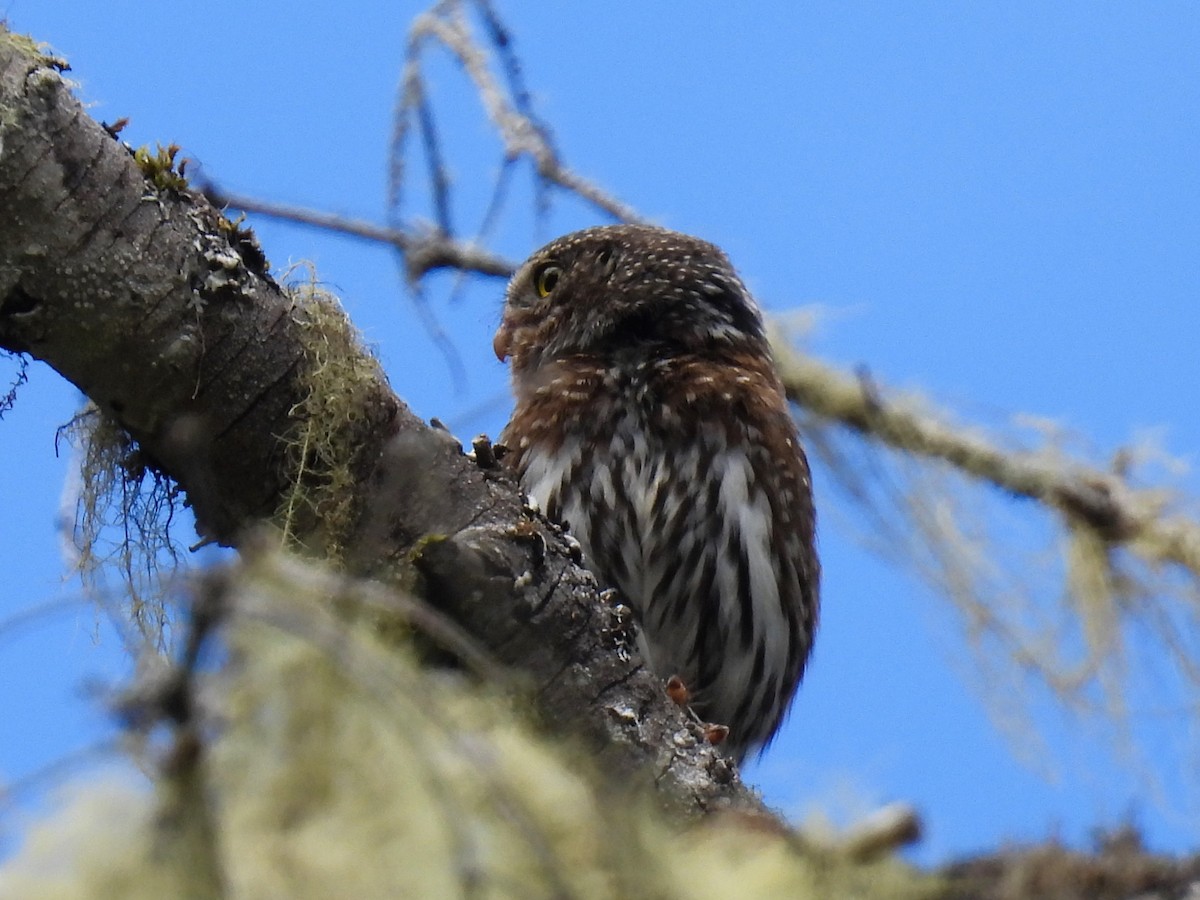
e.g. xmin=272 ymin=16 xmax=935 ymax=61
xmin=0 ymin=27 xmax=765 ymax=819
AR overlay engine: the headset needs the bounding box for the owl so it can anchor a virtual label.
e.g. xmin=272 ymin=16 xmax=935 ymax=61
xmin=494 ymin=224 xmax=818 ymax=762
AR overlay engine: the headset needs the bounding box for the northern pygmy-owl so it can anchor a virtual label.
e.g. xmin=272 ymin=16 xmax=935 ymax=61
xmin=495 ymin=224 xmax=819 ymax=762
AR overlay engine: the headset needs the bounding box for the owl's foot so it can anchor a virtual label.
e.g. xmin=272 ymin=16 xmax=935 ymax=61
xmin=665 ymin=674 xmax=691 ymax=706
xmin=702 ymin=723 xmax=730 ymax=747
xmin=665 ymin=675 xmax=731 ymax=747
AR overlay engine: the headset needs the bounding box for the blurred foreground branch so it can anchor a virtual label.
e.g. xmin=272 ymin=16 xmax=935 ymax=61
xmin=0 ymin=548 xmax=938 ymax=898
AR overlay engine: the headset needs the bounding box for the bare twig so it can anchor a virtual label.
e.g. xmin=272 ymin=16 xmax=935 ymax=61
xmin=202 ymin=185 xmax=516 ymax=281
xmin=0 ymin=351 xmax=27 ymax=418
xmin=398 ymin=0 xmax=646 ymax=228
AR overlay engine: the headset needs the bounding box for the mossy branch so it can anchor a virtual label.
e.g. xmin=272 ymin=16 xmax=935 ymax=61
xmin=0 ymin=22 xmax=764 ymax=819
xmin=771 ymin=331 xmax=1200 ymax=731
xmin=772 ymin=335 xmax=1161 ymax=544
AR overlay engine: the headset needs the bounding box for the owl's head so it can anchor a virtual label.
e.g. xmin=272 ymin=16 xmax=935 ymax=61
xmin=494 ymin=225 xmax=767 ymax=373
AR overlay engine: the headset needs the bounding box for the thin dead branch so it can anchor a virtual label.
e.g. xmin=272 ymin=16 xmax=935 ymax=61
xmin=772 ymin=330 xmax=1200 ymax=742
xmin=201 ymin=186 xmax=516 ymax=281
xmin=394 ymin=0 xmax=646 ymax=229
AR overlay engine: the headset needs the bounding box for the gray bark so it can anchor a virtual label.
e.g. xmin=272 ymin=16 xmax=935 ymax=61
xmin=0 ymin=28 xmax=767 ymax=819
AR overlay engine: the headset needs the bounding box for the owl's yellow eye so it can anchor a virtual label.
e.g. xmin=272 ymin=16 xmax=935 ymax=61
xmin=534 ymin=263 xmax=561 ymax=298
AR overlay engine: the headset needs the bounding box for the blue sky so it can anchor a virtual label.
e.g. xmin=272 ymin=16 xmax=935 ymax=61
xmin=3 ymin=2 xmax=1199 ymax=865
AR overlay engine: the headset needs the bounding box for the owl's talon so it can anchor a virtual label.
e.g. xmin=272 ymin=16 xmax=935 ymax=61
xmin=665 ymin=674 xmax=691 ymax=707
xmin=703 ymin=723 xmax=730 ymax=747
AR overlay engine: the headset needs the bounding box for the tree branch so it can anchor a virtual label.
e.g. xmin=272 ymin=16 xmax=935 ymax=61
xmin=201 ymin=185 xmax=518 ymax=282
xmin=771 ymin=333 xmax=1200 ymax=577
xmin=0 ymin=26 xmax=764 ymax=819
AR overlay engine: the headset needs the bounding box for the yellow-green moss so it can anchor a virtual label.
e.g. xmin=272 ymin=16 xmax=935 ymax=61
xmin=0 ymin=551 xmax=943 ymax=900
xmin=0 ymin=26 xmax=71 ymax=73
xmin=274 ymin=272 xmax=391 ymax=560
xmin=61 ymin=404 xmax=180 ymax=650
xmin=132 ymin=143 xmax=189 ymax=193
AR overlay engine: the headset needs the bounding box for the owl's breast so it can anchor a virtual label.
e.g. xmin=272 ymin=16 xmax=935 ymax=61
xmin=505 ymin=357 xmax=675 ymax=577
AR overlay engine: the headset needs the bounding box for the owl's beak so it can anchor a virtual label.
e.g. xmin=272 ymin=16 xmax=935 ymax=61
xmin=493 ymin=323 xmax=511 ymax=362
